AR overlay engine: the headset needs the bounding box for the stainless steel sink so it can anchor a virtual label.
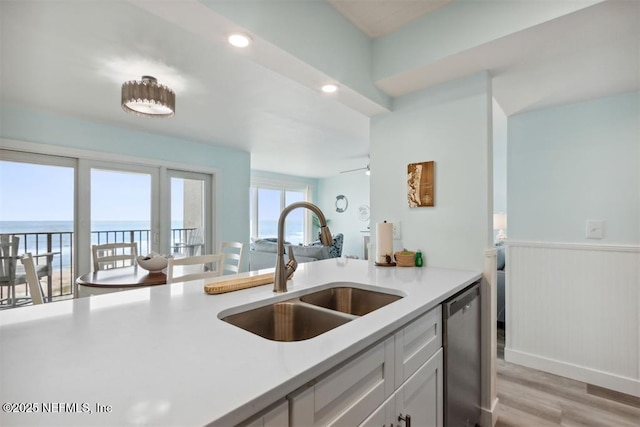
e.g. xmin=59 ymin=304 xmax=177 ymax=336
xmin=221 ymin=285 xmax=403 ymax=342
xmin=300 ymin=287 xmax=402 ymax=316
xmin=221 ymin=301 xmax=352 ymax=342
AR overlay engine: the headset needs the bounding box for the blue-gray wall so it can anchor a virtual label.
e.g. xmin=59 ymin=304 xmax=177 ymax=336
xmin=508 ymin=91 xmax=639 ymax=244
xmin=370 ymin=72 xmax=493 ymax=271
xmin=317 ymin=171 xmax=371 ymax=259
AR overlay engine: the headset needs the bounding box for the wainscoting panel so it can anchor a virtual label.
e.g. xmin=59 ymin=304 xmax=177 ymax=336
xmin=504 ymin=241 xmax=640 ymax=397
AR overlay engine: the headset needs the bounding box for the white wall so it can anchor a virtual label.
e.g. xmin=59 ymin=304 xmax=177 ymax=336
xmin=370 ymin=72 xmax=493 ymax=271
xmin=317 ymin=172 xmax=371 ymax=258
xmin=506 ymin=91 xmax=640 ymax=397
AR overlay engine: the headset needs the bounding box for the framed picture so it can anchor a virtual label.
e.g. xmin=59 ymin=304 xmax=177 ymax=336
xmin=407 ymin=161 xmax=434 ymax=207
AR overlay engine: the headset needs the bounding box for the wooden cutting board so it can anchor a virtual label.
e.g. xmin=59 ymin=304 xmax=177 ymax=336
xmin=204 ymin=273 xmax=274 ymax=295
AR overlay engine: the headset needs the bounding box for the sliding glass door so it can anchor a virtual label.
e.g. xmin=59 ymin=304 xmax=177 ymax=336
xmin=168 ymin=170 xmax=212 ymax=256
xmin=0 ymin=150 xmax=76 ymax=302
xmin=90 ymin=168 xmax=155 ymax=263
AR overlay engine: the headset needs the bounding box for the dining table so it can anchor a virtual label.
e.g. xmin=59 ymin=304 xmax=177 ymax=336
xmin=76 ymin=265 xmax=170 ymax=298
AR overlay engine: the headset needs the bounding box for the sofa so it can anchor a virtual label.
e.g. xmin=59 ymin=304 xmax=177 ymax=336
xmin=249 ymin=233 xmax=344 ymax=271
xmin=496 ymin=244 xmax=505 ymax=324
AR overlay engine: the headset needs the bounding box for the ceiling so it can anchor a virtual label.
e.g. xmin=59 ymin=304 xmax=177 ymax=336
xmin=328 ymin=0 xmax=453 ymax=38
xmin=1 ymin=0 xmax=638 ymax=178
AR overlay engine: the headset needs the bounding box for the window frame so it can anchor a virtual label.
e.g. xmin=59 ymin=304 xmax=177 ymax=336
xmin=250 ymin=177 xmax=312 ymax=244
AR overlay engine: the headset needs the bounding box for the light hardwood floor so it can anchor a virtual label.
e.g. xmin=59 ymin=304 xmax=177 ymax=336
xmin=495 ymin=326 xmax=640 ymax=427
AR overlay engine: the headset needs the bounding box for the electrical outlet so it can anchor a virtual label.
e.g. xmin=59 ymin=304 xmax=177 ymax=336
xmin=586 ymin=220 xmax=604 ymax=239
xmin=392 ymin=222 xmax=401 ymax=240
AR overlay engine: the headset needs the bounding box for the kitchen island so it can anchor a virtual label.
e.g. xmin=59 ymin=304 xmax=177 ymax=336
xmin=0 ymin=259 xmax=481 ymax=426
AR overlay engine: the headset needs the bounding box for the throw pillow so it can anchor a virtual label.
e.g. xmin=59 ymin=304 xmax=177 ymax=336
xmin=289 ymin=245 xmax=329 ymax=260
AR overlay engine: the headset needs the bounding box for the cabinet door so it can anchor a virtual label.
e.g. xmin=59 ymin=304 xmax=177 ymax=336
xmin=395 ymin=348 xmax=443 ymax=427
xmin=289 ymin=337 xmax=394 ymax=427
xmin=359 ymin=394 xmax=395 ymax=427
xmin=395 ymin=306 xmax=441 ymax=389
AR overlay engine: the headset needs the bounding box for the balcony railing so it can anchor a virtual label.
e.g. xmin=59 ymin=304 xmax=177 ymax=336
xmin=0 ymin=228 xmax=199 ymax=305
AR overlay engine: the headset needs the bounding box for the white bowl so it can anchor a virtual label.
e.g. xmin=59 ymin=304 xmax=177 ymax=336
xmin=137 ymin=254 xmax=169 ymax=273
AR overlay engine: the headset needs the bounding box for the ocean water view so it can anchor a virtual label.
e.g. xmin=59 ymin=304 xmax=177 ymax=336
xmin=0 ymin=220 xmax=182 ymax=268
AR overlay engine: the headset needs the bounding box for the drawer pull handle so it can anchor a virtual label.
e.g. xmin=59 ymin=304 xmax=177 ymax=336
xmin=398 ymin=413 xmax=411 ymax=427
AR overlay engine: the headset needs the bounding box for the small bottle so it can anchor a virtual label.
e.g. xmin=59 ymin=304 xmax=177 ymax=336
xmin=415 ymin=250 xmax=423 ymax=267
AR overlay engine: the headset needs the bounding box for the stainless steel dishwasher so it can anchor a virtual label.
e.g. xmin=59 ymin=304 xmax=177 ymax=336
xmin=443 ymin=282 xmax=481 ymax=427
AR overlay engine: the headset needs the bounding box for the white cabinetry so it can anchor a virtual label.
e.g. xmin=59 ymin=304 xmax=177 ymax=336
xmin=289 ymin=306 xmax=442 ymax=427
xmin=395 ymin=305 xmax=441 ymax=388
xmin=289 ymin=337 xmax=395 ymax=426
xmin=361 ymin=349 xmax=443 ymax=427
xmin=394 ymin=348 xmax=443 ymax=427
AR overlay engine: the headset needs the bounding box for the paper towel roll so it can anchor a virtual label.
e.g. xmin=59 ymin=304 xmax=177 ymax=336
xmin=376 ymin=221 xmax=393 ymax=264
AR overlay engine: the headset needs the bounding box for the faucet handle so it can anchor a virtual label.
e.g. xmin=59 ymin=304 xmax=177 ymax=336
xmin=285 ymin=245 xmax=298 ymax=279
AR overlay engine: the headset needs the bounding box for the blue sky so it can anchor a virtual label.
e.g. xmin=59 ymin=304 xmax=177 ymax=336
xmin=0 ymin=161 xmax=183 ymax=222
xmin=0 ymin=161 xmax=74 ymax=221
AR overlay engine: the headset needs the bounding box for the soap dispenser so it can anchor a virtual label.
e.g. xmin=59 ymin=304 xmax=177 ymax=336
xmin=415 ymin=250 xmax=423 ymax=267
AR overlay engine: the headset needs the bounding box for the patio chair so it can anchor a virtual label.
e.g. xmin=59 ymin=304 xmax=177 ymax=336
xmin=92 ymin=242 xmax=138 ymax=272
xmin=20 ymin=253 xmax=45 ymax=305
xmin=172 ymin=228 xmax=205 ymax=257
xmin=0 ymin=235 xmax=55 ymax=307
xmin=219 ymin=241 xmax=245 ymax=274
xmin=166 ymin=253 xmax=223 ymax=284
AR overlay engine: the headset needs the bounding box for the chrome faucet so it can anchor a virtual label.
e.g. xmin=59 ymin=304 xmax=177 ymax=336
xmin=274 ymin=202 xmax=333 ymax=293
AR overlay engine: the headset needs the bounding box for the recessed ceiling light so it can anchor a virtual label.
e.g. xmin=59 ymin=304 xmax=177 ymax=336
xmin=228 ymin=33 xmax=252 ymax=48
xmin=321 ymin=83 xmax=338 ymax=94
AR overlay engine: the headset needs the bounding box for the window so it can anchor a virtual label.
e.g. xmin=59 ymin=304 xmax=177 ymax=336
xmin=0 ymin=151 xmax=76 ymax=302
xmin=250 ymin=182 xmax=310 ymax=245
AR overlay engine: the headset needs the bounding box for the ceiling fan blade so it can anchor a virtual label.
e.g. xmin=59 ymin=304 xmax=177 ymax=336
xmin=340 ymin=167 xmax=367 ymax=174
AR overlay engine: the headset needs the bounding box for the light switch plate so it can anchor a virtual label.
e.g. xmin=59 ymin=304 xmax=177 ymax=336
xmin=392 ymin=222 xmax=401 ymax=240
xmin=586 ymin=220 xmax=604 ymax=239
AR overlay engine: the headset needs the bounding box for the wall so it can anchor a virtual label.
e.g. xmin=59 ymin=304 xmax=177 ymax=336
xmin=509 ymin=92 xmax=639 ymax=244
xmin=506 ymin=91 xmax=640 ymax=397
xmin=317 ymin=171 xmax=371 ymax=258
xmin=493 ymin=99 xmax=507 ymax=214
xmin=493 ymin=99 xmax=508 ymax=243
xmin=370 ymin=72 xmax=493 ymax=271
xmin=0 ymin=105 xmax=251 ymax=258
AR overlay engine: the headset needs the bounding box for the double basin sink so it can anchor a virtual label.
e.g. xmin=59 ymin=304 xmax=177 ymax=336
xmin=220 ymin=284 xmax=403 ymax=342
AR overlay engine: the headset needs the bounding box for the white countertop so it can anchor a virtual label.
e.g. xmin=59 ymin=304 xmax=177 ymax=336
xmin=0 ymin=259 xmax=481 ymax=426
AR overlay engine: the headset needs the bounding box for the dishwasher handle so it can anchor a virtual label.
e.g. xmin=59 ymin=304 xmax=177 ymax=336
xmin=443 ymin=283 xmax=479 ymax=319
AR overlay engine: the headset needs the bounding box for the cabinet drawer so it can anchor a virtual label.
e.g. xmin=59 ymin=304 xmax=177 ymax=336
xmin=289 ymin=336 xmax=394 ymax=427
xmin=394 ymin=305 xmax=441 ymax=388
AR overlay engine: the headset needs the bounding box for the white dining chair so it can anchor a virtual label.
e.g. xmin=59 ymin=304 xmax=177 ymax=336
xmin=166 ymin=254 xmax=224 ymax=284
xmin=92 ymin=242 xmax=138 ymax=272
xmin=219 ymin=241 xmax=245 ymax=274
xmin=20 ymin=253 xmax=45 ymax=305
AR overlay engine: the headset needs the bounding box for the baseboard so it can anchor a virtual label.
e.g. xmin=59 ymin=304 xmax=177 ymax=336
xmin=505 ymin=347 xmax=640 ymax=398
xmin=480 ymin=397 xmax=499 ymax=427
xmin=587 ymin=384 xmax=640 ymax=408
